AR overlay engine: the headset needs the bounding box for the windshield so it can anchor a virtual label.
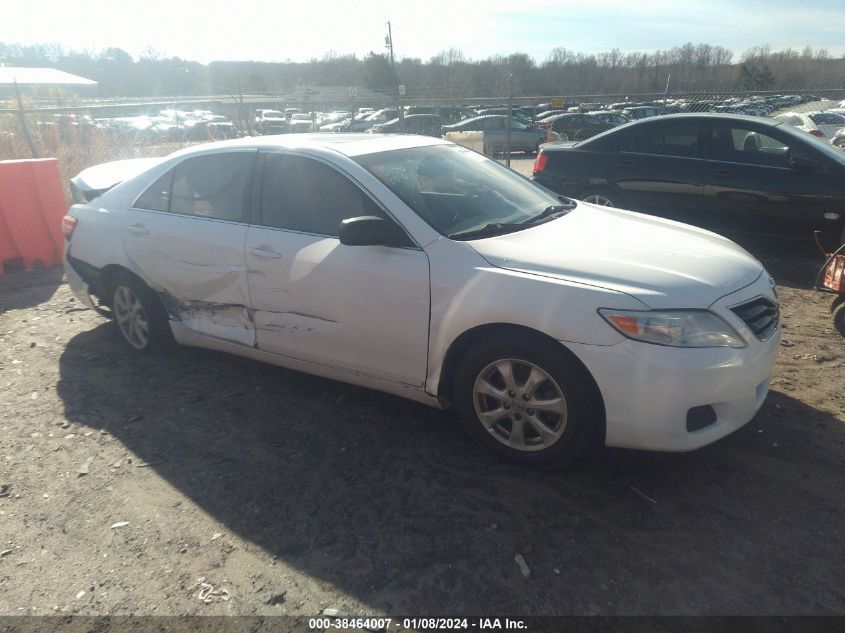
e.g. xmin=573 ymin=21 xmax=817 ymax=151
xmin=355 ymin=144 xmax=571 ymax=239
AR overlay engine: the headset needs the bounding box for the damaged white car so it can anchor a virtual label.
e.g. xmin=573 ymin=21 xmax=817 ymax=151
xmin=63 ymin=134 xmax=780 ymax=468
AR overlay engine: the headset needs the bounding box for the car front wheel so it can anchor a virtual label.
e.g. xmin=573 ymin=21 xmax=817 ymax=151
xmin=454 ymin=337 xmax=601 ymax=469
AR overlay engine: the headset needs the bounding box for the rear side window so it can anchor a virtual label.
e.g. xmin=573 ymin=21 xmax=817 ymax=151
xmin=621 ymin=122 xmax=698 ymax=158
xmin=135 ymin=153 xmax=252 ymax=221
xmin=134 ymin=171 xmax=172 ymax=212
xmin=259 ymin=154 xmax=386 ymax=237
xmin=170 ymin=153 xmax=252 ymax=221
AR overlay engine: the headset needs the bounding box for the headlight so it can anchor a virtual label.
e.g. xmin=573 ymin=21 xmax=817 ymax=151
xmin=598 ymin=309 xmax=746 ymax=348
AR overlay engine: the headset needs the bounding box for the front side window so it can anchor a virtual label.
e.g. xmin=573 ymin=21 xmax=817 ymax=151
xmin=260 ymin=154 xmax=387 ymax=237
xmin=704 ymin=125 xmax=790 ymax=168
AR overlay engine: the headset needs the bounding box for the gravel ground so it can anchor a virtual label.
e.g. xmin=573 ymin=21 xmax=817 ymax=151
xmin=0 ymin=235 xmax=843 ymax=618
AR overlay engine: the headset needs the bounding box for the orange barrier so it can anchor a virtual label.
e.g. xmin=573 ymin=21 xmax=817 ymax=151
xmin=0 ymin=209 xmax=19 ymax=276
xmin=0 ymin=159 xmax=67 ymax=275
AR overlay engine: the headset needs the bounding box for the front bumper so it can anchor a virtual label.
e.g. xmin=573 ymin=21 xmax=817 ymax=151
xmin=565 ymin=274 xmax=780 ymax=452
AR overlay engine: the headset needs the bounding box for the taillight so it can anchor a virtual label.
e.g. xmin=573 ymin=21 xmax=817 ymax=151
xmin=533 ymin=152 xmax=549 ymax=174
xmin=61 ymin=215 xmax=77 ymax=240
xmin=810 ymin=129 xmax=825 ymax=137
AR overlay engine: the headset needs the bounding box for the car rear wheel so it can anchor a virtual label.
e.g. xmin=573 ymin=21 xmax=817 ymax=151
xmin=109 ymin=272 xmax=175 ymax=354
xmin=580 ymin=187 xmax=624 ymax=208
xmin=454 ymin=337 xmax=602 ymax=469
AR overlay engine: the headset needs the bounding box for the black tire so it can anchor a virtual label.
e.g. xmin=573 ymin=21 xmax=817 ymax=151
xmin=833 ymin=298 xmax=845 ymax=337
xmin=453 ymin=335 xmax=603 ymax=469
xmin=579 ymin=187 xmax=625 ymax=209
xmin=107 ymin=271 xmax=175 ymax=354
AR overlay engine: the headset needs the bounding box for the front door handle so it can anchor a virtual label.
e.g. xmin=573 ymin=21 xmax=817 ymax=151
xmin=127 ymin=223 xmax=149 ymax=235
xmin=616 ymin=159 xmax=635 ymax=167
xmin=709 ymin=168 xmax=732 ymax=178
xmin=248 ymin=246 xmax=282 ymax=259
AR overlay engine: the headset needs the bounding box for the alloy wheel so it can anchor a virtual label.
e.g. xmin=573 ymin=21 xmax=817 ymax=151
xmin=113 ymin=285 xmax=150 ymax=350
xmin=472 ymin=358 xmax=568 ymax=451
xmin=582 ymin=194 xmax=615 ymax=207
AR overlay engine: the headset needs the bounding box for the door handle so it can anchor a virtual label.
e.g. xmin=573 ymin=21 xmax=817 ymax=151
xmin=127 ymin=223 xmax=149 ymax=235
xmin=248 ymin=246 xmax=282 ymax=259
xmin=616 ymin=159 xmax=635 ymax=167
xmin=709 ymin=169 xmax=732 ymax=178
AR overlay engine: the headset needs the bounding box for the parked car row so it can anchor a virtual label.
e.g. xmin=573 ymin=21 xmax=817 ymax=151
xmin=52 ymin=92 xmax=841 ymax=154
xmin=309 ymin=93 xmax=840 ymax=148
xmin=96 ymin=110 xmax=241 ymax=142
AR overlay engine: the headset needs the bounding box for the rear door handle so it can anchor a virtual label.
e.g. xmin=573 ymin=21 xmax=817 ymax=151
xmin=709 ymin=169 xmax=732 ymax=178
xmin=127 ymin=223 xmax=149 ymax=235
xmin=616 ymin=159 xmax=635 ymax=167
xmin=248 ymin=246 xmax=282 ymax=259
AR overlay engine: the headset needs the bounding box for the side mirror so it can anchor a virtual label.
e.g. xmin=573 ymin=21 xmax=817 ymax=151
xmin=789 ymin=154 xmax=819 ymax=172
xmin=339 ymin=216 xmax=410 ymax=247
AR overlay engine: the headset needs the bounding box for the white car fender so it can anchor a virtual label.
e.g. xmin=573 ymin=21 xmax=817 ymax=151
xmin=423 ymin=237 xmax=644 ymax=397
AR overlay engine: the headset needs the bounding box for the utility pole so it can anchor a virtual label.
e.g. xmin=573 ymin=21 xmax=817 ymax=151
xmin=13 ymin=80 xmax=38 ymax=158
xmin=663 ymin=73 xmax=671 ymax=114
xmin=506 ymin=73 xmax=513 ymax=167
xmin=385 ymin=21 xmax=395 ymax=70
xmin=386 ymin=21 xmax=403 ymax=132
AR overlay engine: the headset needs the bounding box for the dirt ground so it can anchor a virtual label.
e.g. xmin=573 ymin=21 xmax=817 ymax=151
xmin=0 ymin=230 xmax=844 ymax=618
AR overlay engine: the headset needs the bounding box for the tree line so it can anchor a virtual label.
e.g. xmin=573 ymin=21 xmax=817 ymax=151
xmin=1 ymin=41 xmax=843 ymax=100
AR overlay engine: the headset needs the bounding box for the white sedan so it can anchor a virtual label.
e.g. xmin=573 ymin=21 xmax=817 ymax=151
xmin=775 ymin=111 xmax=845 ymax=141
xmin=62 ymin=134 xmax=780 ymax=468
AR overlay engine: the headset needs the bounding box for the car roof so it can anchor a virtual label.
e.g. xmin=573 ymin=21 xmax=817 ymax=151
xmin=164 ymin=133 xmax=449 ymax=159
xmin=623 ymin=112 xmax=785 ymax=127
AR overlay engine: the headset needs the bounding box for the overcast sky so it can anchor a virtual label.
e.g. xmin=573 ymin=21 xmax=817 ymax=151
xmin=4 ymin=0 xmax=844 ymax=63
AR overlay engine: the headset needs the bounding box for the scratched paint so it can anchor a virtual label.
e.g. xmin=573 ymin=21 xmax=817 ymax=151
xmin=253 ymin=310 xmax=339 ymax=335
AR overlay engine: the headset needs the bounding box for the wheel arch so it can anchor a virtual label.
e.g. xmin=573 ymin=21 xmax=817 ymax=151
xmin=436 ymin=322 xmax=606 ymax=440
xmin=100 ymin=264 xmax=145 ymax=299
xmin=100 ymin=266 xmax=170 ymax=318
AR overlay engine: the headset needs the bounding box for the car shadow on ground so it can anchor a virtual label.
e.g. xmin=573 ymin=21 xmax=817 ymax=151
xmin=0 ymin=265 xmax=64 ymax=313
xmin=56 ymin=322 xmax=845 ymax=615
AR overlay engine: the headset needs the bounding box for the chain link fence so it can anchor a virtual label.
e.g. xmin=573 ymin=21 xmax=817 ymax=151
xmin=2 ymin=88 xmax=845 ymax=200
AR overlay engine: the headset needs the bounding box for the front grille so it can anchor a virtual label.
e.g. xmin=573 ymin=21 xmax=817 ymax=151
xmin=731 ymin=297 xmax=779 ymax=341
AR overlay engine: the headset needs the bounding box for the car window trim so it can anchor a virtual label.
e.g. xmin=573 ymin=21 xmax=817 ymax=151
xmin=253 ymin=150 xmax=422 ymax=250
xmin=620 ymin=150 xmax=704 ymax=161
xmin=129 ymin=149 xmax=258 ymax=224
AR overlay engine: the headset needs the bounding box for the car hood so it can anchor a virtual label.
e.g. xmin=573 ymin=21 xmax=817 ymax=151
xmin=467 ymin=204 xmax=764 ymax=309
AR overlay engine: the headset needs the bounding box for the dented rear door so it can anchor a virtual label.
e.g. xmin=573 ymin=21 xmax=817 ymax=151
xmin=122 ymin=151 xmax=256 ymax=346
